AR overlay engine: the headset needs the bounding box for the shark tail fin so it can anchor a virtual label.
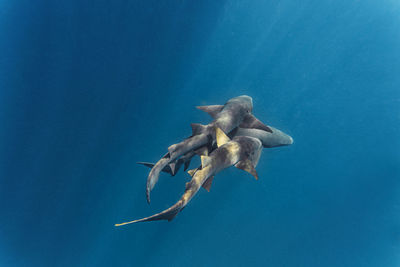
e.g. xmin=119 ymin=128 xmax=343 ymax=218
xmin=191 ymin=123 xmax=207 ymax=136
xmin=115 ymin=200 xmax=184 ymax=226
xmin=215 ymin=127 xmax=231 ymax=147
xmin=196 ymin=105 xmax=224 ymax=119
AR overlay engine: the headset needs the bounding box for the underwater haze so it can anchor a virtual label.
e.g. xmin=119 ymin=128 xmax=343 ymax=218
xmin=1 ymin=0 xmax=399 ymax=266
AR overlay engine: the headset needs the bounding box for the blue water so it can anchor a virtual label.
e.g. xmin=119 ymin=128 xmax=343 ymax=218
xmin=1 ymin=0 xmax=399 ymax=266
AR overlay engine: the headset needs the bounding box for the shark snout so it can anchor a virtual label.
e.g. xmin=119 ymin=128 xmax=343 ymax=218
xmin=284 ymin=134 xmax=294 ymax=146
xmin=236 ymin=95 xmax=253 ymax=103
xmin=237 ymin=95 xmax=253 ymax=107
xmin=273 ymin=129 xmax=293 ymax=146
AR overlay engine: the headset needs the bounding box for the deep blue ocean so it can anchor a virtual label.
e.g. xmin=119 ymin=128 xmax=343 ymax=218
xmin=1 ymin=0 xmax=399 ymax=266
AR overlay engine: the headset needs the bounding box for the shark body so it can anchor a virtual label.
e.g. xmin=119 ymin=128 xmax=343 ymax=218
xmin=145 ymin=95 xmax=273 ymax=203
xmin=115 ymin=96 xmax=293 ymax=226
xmin=116 ymin=128 xmax=262 ymax=226
xmin=138 ymin=125 xmax=293 ymax=176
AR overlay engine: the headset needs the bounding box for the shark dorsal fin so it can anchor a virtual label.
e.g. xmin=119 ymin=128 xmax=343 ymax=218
xmin=215 ymin=127 xmax=231 ymax=147
xmin=196 ymin=105 xmax=224 ymax=119
xmin=201 ymin=155 xmax=212 ymax=167
xmin=202 ymin=176 xmax=214 ymax=192
xmin=240 ymin=114 xmax=273 ymax=133
xmin=235 ymin=159 xmax=259 ymax=180
xmin=191 ymin=123 xmax=207 ymax=136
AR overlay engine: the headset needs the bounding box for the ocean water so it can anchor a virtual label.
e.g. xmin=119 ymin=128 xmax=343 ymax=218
xmin=1 ymin=0 xmax=399 ymax=266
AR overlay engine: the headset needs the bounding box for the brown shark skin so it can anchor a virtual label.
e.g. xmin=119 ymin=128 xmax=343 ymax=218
xmin=115 ymin=135 xmax=262 ymax=226
xmin=145 ymin=96 xmax=253 ymax=203
xmin=235 ymin=126 xmax=293 ymax=148
xmin=140 ymin=124 xmax=294 ymax=181
xmin=211 ymin=96 xmax=253 ymax=134
xmin=145 ymin=133 xmax=210 ymax=203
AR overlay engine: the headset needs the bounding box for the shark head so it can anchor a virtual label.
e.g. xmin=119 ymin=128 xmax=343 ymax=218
xmin=264 ymin=126 xmax=293 ymax=147
xmin=226 ymin=95 xmax=253 ymax=113
xmin=235 ymin=126 xmax=293 ymax=148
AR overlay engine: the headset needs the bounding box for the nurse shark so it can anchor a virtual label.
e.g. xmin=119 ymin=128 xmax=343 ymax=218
xmin=115 ymin=128 xmax=265 ymax=225
xmin=145 ymin=95 xmax=273 ymax=203
xmin=115 ymin=105 xmax=292 ymax=225
xmin=138 ymin=125 xmax=293 ymax=177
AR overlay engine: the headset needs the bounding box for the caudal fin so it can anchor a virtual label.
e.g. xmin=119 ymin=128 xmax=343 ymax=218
xmin=115 ymin=200 xmax=184 ymax=226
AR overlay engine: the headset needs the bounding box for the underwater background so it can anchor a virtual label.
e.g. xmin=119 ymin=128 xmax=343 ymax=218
xmin=1 ymin=0 xmax=399 ymax=266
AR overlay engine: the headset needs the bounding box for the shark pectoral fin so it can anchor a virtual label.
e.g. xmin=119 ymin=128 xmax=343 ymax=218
xmin=137 ymin=162 xmax=155 ymax=169
xmin=215 ymin=127 xmax=231 ymax=147
xmin=196 ymin=105 xmax=224 ymax=118
xmin=191 ymin=123 xmax=207 ymax=136
xmin=202 ymin=176 xmax=214 ymax=192
xmin=168 ymin=162 xmax=177 ymax=176
xmin=240 ymin=114 xmax=273 ymax=133
xmin=235 ymin=159 xmax=259 ymax=180
xmin=194 ymin=146 xmax=208 ymax=156
xmin=201 ymin=155 xmax=212 ymax=168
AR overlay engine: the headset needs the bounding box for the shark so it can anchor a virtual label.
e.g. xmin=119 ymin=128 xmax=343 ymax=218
xmin=115 ymin=128 xmax=264 ymax=226
xmin=138 ymin=125 xmax=293 ymax=177
xmin=145 ymin=95 xmax=272 ymax=203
